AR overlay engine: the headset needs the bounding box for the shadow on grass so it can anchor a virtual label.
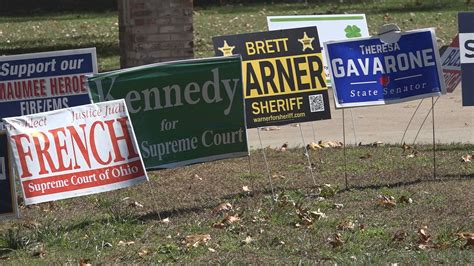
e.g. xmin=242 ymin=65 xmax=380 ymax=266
xmin=340 ymin=173 xmax=474 ymax=193
xmin=137 ymin=173 xmax=473 ymax=222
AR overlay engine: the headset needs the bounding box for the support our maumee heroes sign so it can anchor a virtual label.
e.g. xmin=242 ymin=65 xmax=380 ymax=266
xmin=87 ymin=56 xmax=248 ymax=169
xmin=0 ymin=48 xmax=97 ymax=130
xmin=213 ymin=27 xmax=331 ymax=128
xmin=324 ymin=28 xmax=445 ymax=108
xmin=459 ymin=12 xmax=474 ymax=106
xmin=3 ymin=100 xmax=148 ymax=205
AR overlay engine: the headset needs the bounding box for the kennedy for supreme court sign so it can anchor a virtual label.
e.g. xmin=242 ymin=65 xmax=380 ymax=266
xmin=3 ymin=100 xmax=148 ymax=205
xmin=324 ymin=29 xmax=445 ymax=108
xmin=0 ymin=48 xmax=97 ymax=129
xmin=459 ymin=12 xmax=474 ymax=106
xmin=87 ymin=56 xmax=248 ymax=169
xmin=213 ymin=27 xmax=331 ymax=128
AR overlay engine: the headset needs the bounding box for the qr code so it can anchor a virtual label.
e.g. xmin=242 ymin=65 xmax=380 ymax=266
xmin=309 ymin=94 xmax=324 ymax=112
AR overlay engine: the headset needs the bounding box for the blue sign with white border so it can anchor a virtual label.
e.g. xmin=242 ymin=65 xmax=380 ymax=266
xmin=0 ymin=132 xmax=18 ymax=220
xmin=459 ymin=12 xmax=474 ymax=106
xmin=0 ymin=48 xmax=97 ymax=129
xmin=324 ymin=29 xmax=445 ymax=108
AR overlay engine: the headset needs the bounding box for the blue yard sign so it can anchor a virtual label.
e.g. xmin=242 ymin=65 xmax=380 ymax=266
xmin=0 ymin=133 xmax=18 ymax=220
xmin=459 ymin=12 xmax=474 ymax=106
xmin=324 ymin=29 xmax=445 ymax=108
xmin=0 ymin=48 xmax=97 ymax=129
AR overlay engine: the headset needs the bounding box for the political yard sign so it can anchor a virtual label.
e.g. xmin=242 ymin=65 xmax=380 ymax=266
xmin=87 ymin=56 xmax=248 ymax=170
xmin=440 ymin=35 xmax=461 ymax=93
xmin=324 ymin=29 xmax=445 ymax=108
xmin=459 ymin=12 xmax=474 ymax=106
xmin=3 ymin=100 xmax=148 ymax=205
xmin=0 ymin=133 xmax=18 ymax=220
xmin=213 ymin=27 xmax=331 ymax=128
xmin=267 ymin=14 xmax=370 ymax=83
xmin=0 ymin=48 xmax=97 ymax=129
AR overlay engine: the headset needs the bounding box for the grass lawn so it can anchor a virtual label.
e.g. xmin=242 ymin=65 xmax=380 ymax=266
xmin=0 ymin=1 xmax=473 ymax=264
xmin=0 ymin=144 xmax=472 ymax=263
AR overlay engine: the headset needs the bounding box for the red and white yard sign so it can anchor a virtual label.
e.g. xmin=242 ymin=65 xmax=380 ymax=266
xmin=441 ymin=34 xmax=461 ymax=93
xmin=3 ymin=99 xmax=148 ymax=205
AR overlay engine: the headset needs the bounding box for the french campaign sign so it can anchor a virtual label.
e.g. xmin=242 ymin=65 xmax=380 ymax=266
xmin=459 ymin=12 xmax=474 ymax=106
xmin=324 ymin=29 xmax=445 ymax=108
xmin=0 ymin=48 xmax=97 ymax=129
xmin=3 ymin=99 xmax=148 ymax=205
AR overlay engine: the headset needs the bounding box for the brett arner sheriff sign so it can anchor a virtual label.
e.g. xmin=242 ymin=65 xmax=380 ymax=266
xmin=213 ymin=27 xmax=331 ymax=128
xmin=324 ymin=28 xmax=445 ymax=108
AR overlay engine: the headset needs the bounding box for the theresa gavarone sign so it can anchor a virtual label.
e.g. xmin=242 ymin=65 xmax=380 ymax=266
xmin=213 ymin=27 xmax=331 ymax=128
xmin=0 ymin=133 xmax=18 ymax=220
xmin=87 ymin=56 xmax=248 ymax=169
xmin=0 ymin=48 xmax=97 ymax=130
xmin=324 ymin=29 xmax=445 ymax=108
xmin=459 ymin=12 xmax=474 ymax=106
xmin=3 ymin=100 xmax=148 ymax=205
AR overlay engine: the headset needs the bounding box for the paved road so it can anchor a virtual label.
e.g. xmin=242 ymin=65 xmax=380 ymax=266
xmin=247 ymin=86 xmax=473 ymax=149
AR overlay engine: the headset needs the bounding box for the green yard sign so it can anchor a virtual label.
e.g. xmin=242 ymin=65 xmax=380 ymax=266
xmin=87 ymin=56 xmax=248 ymax=169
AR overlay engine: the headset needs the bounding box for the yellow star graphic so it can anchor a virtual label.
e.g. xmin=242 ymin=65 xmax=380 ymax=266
xmin=298 ymin=32 xmax=315 ymax=51
xmin=218 ymin=40 xmax=235 ymax=56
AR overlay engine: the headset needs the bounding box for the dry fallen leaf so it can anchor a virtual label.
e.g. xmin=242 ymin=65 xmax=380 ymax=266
xmin=194 ymin=174 xmax=203 ymax=180
xmin=399 ymin=195 xmax=413 ymax=204
xmin=359 ymin=153 xmax=372 ymax=159
xmin=184 ymin=234 xmax=211 ymax=247
xmin=208 ymin=247 xmax=217 ymax=253
xmin=402 ymin=143 xmax=413 ymax=153
xmin=212 ymin=202 xmax=232 ymax=214
xmin=417 ymin=226 xmax=433 ymax=250
xmin=377 ymin=195 xmax=397 ymax=207
xmin=271 ymin=174 xmax=285 ymax=179
xmin=319 ymin=140 xmax=343 ymax=148
xmin=309 ymin=209 xmax=327 ymax=220
xmin=213 ymin=214 xmax=241 ymax=229
xmin=242 ymin=186 xmax=251 ymax=192
xmin=276 ymin=142 xmax=288 ymax=151
xmin=118 ymin=240 xmax=135 ymax=246
xmin=80 ymin=259 xmax=92 ymax=266
xmin=461 ymin=154 xmax=472 ymax=162
xmin=328 ymin=233 xmax=344 ymax=248
xmin=31 ymin=243 xmax=45 ymax=258
xmin=223 ymin=214 xmax=241 ymax=224
xmin=455 ymin=232 xmax=474 ymax=249
xmin=161 ymin=217 xmax=171 ymax=224
xmin=129 ymin=201 xmax=144 ymax=208
xmin=333 ymin=203 xmax=344 ymax=209
xmin=392 ymin=229 xmax=408 ymax=242
xmin=242 ymin=236 xmax=254 ymax=245
xmin=138 ymin=249 xmax=149 ymax=257
xmin=337 ymin=220 xmax=355 ymax=231
xmin=307 ymin=142 xmax=322 ymax=150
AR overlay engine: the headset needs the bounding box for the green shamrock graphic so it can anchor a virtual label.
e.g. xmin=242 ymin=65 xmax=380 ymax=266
xmin=345 ymin=25 xmax=362 ymax=38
